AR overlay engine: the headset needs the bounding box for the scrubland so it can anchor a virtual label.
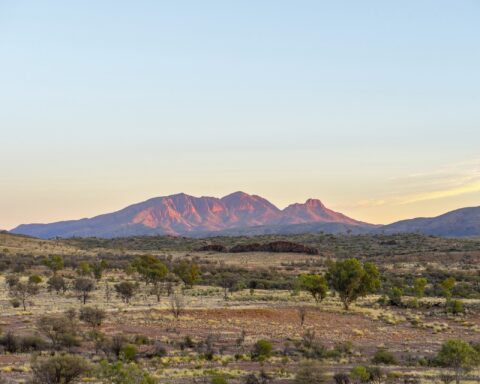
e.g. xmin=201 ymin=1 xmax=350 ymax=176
xmin=0 ymin=231 xmax=479 ymax=383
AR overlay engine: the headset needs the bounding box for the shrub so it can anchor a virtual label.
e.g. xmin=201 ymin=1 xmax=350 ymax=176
xmin=388 ymin=288 xmax=403 ymax=307
xmin=29 ymin=274 xmax=43 ymax=284
xmin=120 ymin=344 xmax=137 ymax=361
xmin=37 ymin=314 xmax=78 ymax=349
xmin=19 ymin=335 xmax=47 ymax=352
xmin=295 ymin=360 xmax=327 ymax=383
xmin=211 ymin=375 xmax=229 ymax=384
xmin=447 ymin=300 xmax=464 ymax=315
xmin=350 ymin=366 xmax=370 ymax=383
xmin=98 ymin=361 xmax=157 ymax=384
xmin=334 ymin=373 xmax=351 ymax=384
xmin=372 ymin=348 xmax=397 ymax=365
xmin=0 ymin=331 xmax=19 ymax=353
xmin=79 ymin=306 xmax=106 ymax=330
xmin=251 ymin=339 xmax=273 ymax=360
xmin=31 ymin=354 xmax=90 ymax=384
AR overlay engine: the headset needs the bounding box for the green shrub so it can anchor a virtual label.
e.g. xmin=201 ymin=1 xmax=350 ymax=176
xmin=350 ymin=366 xmax=370 ymax=383
xmin=447 ymin=300 xmax=464 ymax=315
xmin=211 ymin=375 xmax=228 ymax=384
xmin=120 ymin=344 xmax=137 ymax=362
xmin=372 ymin=348 xmax=397 ymax=365
xmin=295 ymin=360 xmax=326 ymax=383
xmin=251 ymin=339 xmax=273 ymax=360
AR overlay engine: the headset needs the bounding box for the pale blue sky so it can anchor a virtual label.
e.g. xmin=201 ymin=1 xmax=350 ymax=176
xmin=1 ymin=1 xmax=480 ymax=229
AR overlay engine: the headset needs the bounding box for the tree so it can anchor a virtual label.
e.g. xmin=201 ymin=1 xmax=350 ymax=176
xmin=9 ymin=281 xmax=39 ymax=310
xmin=5 ymin=274 xmax=19 ymax=288
xmin=298 ymin=274 xmax=328 ymax=303
xmin=37 ymin=315 xmax=78 ymax=349
xmin=218 ymin=272 xmax=239 ymax=299
xmin=131 ymin=256 xmax=168 ymax=286
xmin=436 ymin=339 xmax=480 ymax=384
xmin=170 ymin=292 xmax=184 ymax=319
xmin=440 ymin=277 xmax=456 ymax=301
xmin=74 ymin=278 xmax=95 ymax=304
xmin=48 ymin=275 xmax=68 ymax=294
xmin=92 ymin=260 xmax=108 ymax=281
xmin=173 ymin=261 xmax=200 ymax=288
xmin=413 ymin=277 xmax=428 ymax=298
xmin=327 ymin=258 xmax=381 ymax=310
xmin=114 ymin=281 xmax=137 ymax=304
xmin=76 ymin=261 xmax=92 ymax=277
xmin=79 ymin=306 xmax=106 ymax=331
xmin=43 ymin=255 xmax=64 ymax=275
xmin=295 ymin=360 xmax=327 ymax=384
xmin=31 ymin=354 xmax=89 ymax=384
xmin=297 ymin=306 xmax=307 ymax=326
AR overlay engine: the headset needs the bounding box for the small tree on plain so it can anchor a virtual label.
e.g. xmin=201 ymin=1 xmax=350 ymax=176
xmin=436 ymin=339 xmax=480 ymax=384
xmin=37 ymin=314 xmax=78 ymax=349
xmin=114 ymin=281 xmax=137 ymax=304
xmin=47 ymin=275 xmax=68 ymax=294
xmin=31 ymin=354 xmax=89 ymax=384
xmin=43 ymin=255 xmax=64 ymax=275
xmin=297 ymin=306 xmax=307 ymax=327
xmin=74 ymin=278 xmax=95 ymax=304
xmin=298 ymin=274 xmax=328 ymax=303
xmin=413 ymin=277 xmax=428 ymax=298
xmin=79 ymin=306 xmax=106 ymax=331
xmin=170 ymin=292 xmax=184 ymax=319
xmin=327 ymin=258 xmax=381 ymax=310
xmin=9 ymin=280 xmax=39 ymax=311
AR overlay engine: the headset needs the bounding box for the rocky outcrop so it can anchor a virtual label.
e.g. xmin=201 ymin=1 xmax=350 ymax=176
xmin=229 ymin=241 xmax=318 ymax=255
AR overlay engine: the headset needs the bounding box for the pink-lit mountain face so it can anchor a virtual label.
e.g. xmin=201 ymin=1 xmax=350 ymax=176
xmin=11 ymin=192 xmax=370 ymax=238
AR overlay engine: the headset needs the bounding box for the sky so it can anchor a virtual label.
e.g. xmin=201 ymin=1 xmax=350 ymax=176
xmin=1 ymin=1 xmax=480 ymax=230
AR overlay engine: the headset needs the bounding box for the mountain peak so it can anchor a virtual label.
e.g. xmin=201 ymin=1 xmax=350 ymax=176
xmin=304 ymin=198 xmax=326 ymax=208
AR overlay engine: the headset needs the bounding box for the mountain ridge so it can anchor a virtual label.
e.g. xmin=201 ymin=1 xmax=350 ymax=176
xmin=11 ymin=191 xmax=371 ymax=239
xmin=10 ymin=193 xmax=480 ymax=239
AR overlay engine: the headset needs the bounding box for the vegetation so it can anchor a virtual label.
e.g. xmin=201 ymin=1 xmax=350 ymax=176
xmin=0 ymin=231 xmax=479 ymax=383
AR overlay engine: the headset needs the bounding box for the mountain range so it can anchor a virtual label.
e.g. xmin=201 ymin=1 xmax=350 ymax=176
xmin=10 ymin=192 xmax=480 ymax=238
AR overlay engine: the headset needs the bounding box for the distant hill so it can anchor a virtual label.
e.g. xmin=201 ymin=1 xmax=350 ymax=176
xmin=11 ymin=192 xmax=373 ymax=239
xmin=381 ymin=206 xmax=480 ymax=237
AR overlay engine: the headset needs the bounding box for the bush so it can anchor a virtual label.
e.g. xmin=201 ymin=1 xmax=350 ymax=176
xmin=19 ymin=335 xmax=47 ymax=352
xmin=388 ymin=288 xmax=403 ymax=307
xmin=211 ymin=375 xmax=229 ymax=384
xmin=31 ymin=354 xmax=90 ymax=384
xmin=10 ymin=299 xmax=21 ymax=308
xmin=295 ymin=360 xmax=327 ymax=383
xmin=447 ymin=300 xmax=464 ymax=315
xmin=251 ymin=339 xmax=273 ymax=360
xmin=372 ymin=348 xmax=397 ymax=365
xmin=350 ymin=366 xmax=370 ymax=383
xmin=334 ymin=373 xmax=351 ymax=384
xmin=79 ymin=306 xmax=106 ymax=329
xmin=120 ymin=344 xmax=137 ymax=361
xmin=98 ymin=361 xmax=157 ymax=384
xmin=0 ymin=331 xmax=18 ymax=353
